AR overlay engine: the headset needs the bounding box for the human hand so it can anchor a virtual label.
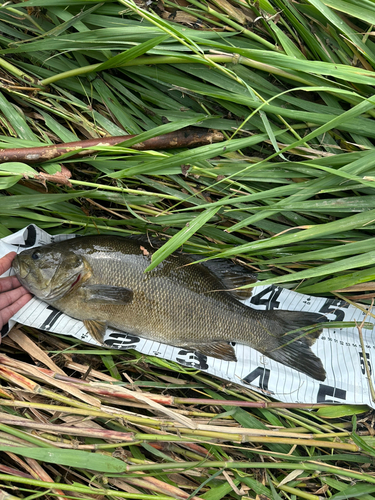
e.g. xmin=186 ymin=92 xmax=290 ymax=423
xmin=0 ymin=251 xmax=32 ymax=336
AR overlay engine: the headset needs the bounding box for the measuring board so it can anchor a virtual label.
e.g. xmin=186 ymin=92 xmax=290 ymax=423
xmin=2 ymin=224 xmax=374 ymax=407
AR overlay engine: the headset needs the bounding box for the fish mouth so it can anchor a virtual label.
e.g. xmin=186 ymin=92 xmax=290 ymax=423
xmin=12 ymin=256 xmax=29 ymax=280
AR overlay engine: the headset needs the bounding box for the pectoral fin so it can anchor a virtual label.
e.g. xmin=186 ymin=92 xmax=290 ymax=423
xmin=82 ymin=285 xmax=133 ymax=304
xmin=190 ymin=341 xmax=237 ymax=361
xmin=84 ymin=319 xmax=107 ymax=343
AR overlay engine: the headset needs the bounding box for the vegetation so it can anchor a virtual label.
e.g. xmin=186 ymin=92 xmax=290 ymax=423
xmin=1 ymin=0 xmax=375 ymax=498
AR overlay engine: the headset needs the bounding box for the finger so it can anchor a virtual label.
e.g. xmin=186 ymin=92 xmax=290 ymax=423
xmin=0 ymin=286 xmax=32 ymax=311
xmin=0 ymin=252 xmax=17 ymax=275
xmin=0 ymin=275 xmax=24 ymax=293
xmin=0 ymin=293 xmax=32 ymax=331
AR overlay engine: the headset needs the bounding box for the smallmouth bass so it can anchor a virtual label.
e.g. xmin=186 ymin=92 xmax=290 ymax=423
xmin=13 ymin=235 xmax=327 ymax=380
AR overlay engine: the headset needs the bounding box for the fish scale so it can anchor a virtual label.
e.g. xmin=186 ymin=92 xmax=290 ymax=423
xmin=13 ymin=235 xmax=327 ymax=380
xmin=77 ymin=239 xmax=248 ymax=345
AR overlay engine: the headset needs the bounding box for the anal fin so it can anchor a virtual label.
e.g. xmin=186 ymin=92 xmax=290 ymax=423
xmin=189 ymin=341 xmax=237 ymax=361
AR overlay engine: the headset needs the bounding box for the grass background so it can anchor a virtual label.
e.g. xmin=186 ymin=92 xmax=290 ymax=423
xmin=1 ymin=0 xmax=375 ymax=498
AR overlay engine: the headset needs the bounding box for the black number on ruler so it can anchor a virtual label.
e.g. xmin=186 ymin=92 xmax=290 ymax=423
xmin=243 ymin=367 xmax=270 ymax=390
xmin=40 ymin=306 xmax=64 ymax=330
xmin=105 ymin=333 xmax=140 ymax=349
xmin=319 ymin=298 xmax=349 ymax=321
xmin=359 ymin=352 xmax=372 ymax=375
xmin=317 ymin=384 xmax=346 ymax=403
xmin=176 ymin=350 xmax=209 ymax=370
xmin=18 ymin=225 xmax=37 ymax=248
xmin=251 ymin=286 xmax=282 ymax=310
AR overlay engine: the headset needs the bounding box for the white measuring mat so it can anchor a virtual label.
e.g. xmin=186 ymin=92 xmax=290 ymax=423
xmin=2 ymin=225 xmax=374 ymax=407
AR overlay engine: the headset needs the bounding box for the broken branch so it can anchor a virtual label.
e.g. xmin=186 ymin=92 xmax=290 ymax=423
xmin=0 ymin=128 xmax=224 ymax=164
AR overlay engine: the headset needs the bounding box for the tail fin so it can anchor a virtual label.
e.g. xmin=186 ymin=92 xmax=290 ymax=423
xmin=262 ymin=310 xmax=326 ymax=381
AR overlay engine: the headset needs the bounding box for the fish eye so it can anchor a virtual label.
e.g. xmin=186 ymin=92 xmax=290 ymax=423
xmin=31 ymin=251 xmax=41 ymax=260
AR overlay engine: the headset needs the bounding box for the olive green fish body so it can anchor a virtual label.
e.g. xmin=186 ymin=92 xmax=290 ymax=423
xmin=42 ymin=237 xmax=260 ymax=349
xmin=13 ymin=235 xmax=327 ymax=380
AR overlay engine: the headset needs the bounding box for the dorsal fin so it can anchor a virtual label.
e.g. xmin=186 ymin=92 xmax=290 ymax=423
xmin=189 ymin=256 xmax=257 ymax=300
xmin=127 ymin=234 xmax=257 ymax=299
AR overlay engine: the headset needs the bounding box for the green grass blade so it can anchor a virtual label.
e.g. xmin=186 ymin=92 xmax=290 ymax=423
xmin=96 ymin=34 xmax=170 ymax=71
xmin=0 ymin=446 xmax=127 ymax=473
xmin=145 ymin=205 xmax=221 ymax=272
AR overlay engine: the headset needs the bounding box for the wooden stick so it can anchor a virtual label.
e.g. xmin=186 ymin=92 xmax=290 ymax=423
xmin=0 ymin=128 xmax=224 ymax=164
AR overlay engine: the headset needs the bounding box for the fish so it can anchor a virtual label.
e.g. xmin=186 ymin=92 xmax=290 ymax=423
xmin=12 ymin=235 xmax=327 ymax=381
